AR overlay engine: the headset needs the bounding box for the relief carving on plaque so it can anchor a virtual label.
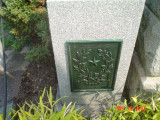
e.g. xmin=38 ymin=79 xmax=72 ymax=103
xmin=72 ymin=49 xmax=114 ymax=86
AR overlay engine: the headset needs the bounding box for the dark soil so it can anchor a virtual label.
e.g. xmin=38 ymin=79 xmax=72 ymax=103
xmin=15 ymin=52 xmax=58 ymax=106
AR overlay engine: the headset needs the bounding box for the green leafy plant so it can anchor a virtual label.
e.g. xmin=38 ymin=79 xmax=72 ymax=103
xmin=2 ymin=91 xmax=160 ymax=119
xmin=100 ymin=92 xmax=160 ymax=120
xmin=1 ymin=0 xmax=51 ymax=62
xmin=35 ymin=10 xmax=51 ymax=48
xmin=25 ymin=45 xmax=51 ymax=63
xmin=1 ymin=0 xmax=41 ymax=50
xmin=0 ymin=20 xmax=14 ymax=47
xmin=0 ymin=114 xmax=2 ymax=120
xmin=24 ymin=10 xmax=52 ymax=63
xmin=9 ymin=87 xmax=86 ymax=120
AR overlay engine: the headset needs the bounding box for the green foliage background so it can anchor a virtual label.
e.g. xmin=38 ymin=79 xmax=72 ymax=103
xmin=0 ymin=0 xmax=51 ymax=63
xmin=0 ymin=19 xmax=14 ymax=47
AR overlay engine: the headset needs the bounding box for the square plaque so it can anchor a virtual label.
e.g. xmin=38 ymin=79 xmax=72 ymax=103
xmin=67 ymin=40 xmax=122 ymax=92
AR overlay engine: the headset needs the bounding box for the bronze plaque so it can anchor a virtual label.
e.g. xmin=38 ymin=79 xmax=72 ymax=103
xmin=67 ymin=40 xmax=122 ymax=92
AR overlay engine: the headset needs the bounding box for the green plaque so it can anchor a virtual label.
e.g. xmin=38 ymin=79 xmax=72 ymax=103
xmin=67 ymin=40 xmax=122 ymax=92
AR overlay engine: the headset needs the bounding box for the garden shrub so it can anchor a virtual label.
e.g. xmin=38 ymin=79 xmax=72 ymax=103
xmin=25 ymin=45 xmax=51 ymax=63
xmin=0 ymin=20 xmax=14 ymax=47
xmin=1 ymin=0 xmax=51 ymax=63
xmin=2 ymin=0 xmax=41 ymax=50
xmin=35 ymin=10 xmax=51 ymax=48
xmin=9 ymin=87 xmax=86 ymax=120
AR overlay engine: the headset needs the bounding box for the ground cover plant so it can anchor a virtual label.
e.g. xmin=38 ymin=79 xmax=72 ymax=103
xmin=100 ymin=92 xmax=160 ymax=120
xmin=10 ymin=87 xmax=86 ymax=120
xmin=1 ymin=90 xmax=160 ymax=120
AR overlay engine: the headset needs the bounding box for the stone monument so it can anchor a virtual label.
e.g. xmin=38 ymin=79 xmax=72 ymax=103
xmin=126 ymin=0 xmax=160 ymax=98
xmin=47 ymin=0 xmax=146 ymax=114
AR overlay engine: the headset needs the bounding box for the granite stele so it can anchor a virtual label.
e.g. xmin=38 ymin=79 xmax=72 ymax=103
xmin=47 ymin=0 xmax=146 ymax=112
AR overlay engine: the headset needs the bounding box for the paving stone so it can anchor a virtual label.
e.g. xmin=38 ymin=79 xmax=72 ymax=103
xmin=0 ymin=101 xmax=14 ymax=120
xmin=0 ymin=49 xmax=29 ymax=107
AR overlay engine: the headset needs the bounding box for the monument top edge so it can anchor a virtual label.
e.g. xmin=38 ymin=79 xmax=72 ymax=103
xmin=47 ymin=0 xmax=145 ymax=2
xmin=66 ymin=39 xmax=123 ymax=43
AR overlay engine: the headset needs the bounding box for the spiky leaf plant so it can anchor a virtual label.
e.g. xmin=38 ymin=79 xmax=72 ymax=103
xmin=9 ymin=87 xmax=86 ymax=120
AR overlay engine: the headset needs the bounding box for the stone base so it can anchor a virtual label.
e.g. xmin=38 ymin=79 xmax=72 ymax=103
xmin=126 ymin=52 xmax=160 ymax=98
xmin=55 ymin=87 xmax=124 ymax=119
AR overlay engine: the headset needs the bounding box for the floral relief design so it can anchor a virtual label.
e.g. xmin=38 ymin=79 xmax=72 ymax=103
xmin=72 ymin=49 xmax=114 ymax=86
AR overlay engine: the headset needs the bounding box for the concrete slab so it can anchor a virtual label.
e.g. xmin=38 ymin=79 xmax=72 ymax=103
xmin=0 ymin=101 xmax=14 ymax=120
xmin=0 ymin=49 xmax=29 ymax=107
